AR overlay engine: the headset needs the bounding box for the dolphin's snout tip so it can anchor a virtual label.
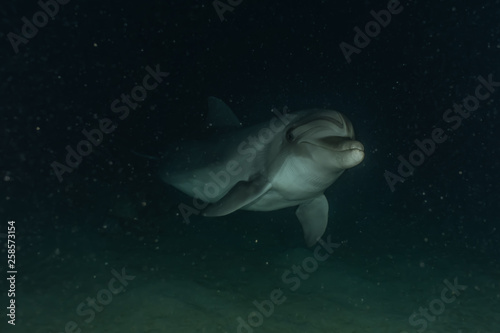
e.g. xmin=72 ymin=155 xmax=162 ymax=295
xmin=351 ymin=148 xmax=365 ymax=165
xmin=355 ymin=149 xmax=365 ymax=160
xmin=343 ymin=141 xmax=364 ymax=167
xmin=349 ymin=141 xmax=364 ymax=152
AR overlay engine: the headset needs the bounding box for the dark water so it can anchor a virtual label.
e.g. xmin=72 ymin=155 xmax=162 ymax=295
xmin=1 ymin=0 xmax=499 ymax=332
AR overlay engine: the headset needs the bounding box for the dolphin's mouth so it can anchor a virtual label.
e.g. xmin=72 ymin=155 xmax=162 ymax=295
xmin=303 ymin=136 xmax=364 ymax=152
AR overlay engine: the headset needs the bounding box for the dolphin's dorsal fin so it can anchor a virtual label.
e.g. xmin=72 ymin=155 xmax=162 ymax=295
xmin=207 ymin=96 xmax=242 ymax=128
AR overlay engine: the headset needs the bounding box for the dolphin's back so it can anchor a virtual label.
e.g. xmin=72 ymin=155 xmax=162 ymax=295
xmin=159 ymin=124 xmax=269 ymax=202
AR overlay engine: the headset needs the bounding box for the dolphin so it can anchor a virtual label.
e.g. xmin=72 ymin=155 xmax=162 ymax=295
xmin=161 ymin=97 xmax=364 ymax=246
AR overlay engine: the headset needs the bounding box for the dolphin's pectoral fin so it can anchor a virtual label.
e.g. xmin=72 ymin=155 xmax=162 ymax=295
xmin=203 ymin=176 xmax=272 ymax=217
xmin=296 ymin=195 xmax=329 ymax=247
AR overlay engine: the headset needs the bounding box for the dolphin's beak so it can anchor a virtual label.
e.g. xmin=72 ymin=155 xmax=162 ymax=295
xmin=302 ymin=136 xmax=365 ymax=168
xmin=304 ymin=136 xmax=364 ymax=152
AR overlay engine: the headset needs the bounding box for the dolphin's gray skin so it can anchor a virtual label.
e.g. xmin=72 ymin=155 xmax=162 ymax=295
xmin=161 ymin=97 xmax=364 ymax=246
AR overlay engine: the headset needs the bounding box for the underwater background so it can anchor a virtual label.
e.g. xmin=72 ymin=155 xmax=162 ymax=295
xmin=1 ymin=0 xmax=499 ymax=332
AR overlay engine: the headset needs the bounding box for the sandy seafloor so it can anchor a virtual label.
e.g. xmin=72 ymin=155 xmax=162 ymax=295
xmin=7 ymin=204 xmax=499 ymax=333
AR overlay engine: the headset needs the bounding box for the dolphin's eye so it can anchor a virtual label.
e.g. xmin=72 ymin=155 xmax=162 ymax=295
xmin=286 ymin=131 xmax=295 ymax=142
